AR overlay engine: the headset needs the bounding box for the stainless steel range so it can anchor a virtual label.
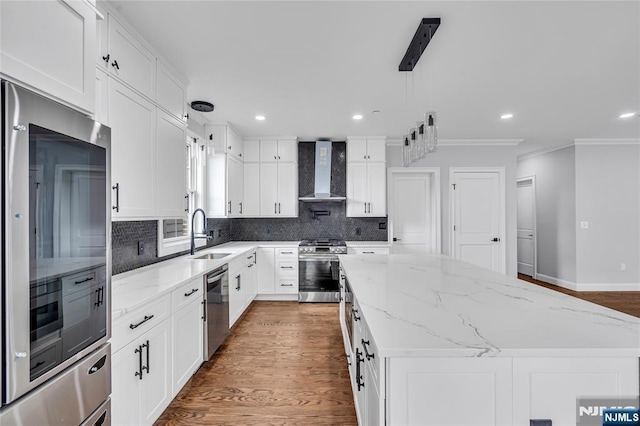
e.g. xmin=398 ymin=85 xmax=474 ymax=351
xmin=298 ymin=239 xmax=346 ymax=302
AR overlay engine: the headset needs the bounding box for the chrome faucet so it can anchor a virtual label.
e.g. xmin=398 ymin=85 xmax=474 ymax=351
xmin=190 ymin=208 xmax=212 ymax=255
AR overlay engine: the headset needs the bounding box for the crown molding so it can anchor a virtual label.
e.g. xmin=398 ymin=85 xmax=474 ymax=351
xmin=386 ymin=138 xmax=523 ymax=147
xmin=517 ymin=143 xmax=575 ymax=161
xmin=573 ymin=138 xmax=640 ymax=146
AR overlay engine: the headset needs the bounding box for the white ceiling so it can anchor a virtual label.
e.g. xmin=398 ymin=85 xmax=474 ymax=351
xmin=108 ymin=1 xmax=640 ymax=154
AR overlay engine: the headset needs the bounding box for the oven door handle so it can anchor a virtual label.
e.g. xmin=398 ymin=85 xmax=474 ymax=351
xmin=298 ymin=255 xmax=340 ymax=262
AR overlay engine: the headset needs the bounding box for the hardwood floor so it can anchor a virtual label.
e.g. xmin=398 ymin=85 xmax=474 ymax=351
xmin=518 ymin=274 xmax=640 ymax=318
xmin=155 ymin=302 xmax=357 ymax=425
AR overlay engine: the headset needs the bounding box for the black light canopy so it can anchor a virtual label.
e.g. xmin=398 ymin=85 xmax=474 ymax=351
xmin=398 ymin=18 xmax=441 ymax=72
xmin=190 ymin=100 xmax=214 ymax=112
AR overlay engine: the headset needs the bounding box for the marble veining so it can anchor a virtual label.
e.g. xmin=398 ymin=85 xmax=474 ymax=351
xmin=339 ymin=254 xmax=640 ymax=358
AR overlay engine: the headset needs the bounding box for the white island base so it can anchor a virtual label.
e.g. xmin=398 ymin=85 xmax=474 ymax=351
xmin=339 ymin=254 xmax=640 ymax=426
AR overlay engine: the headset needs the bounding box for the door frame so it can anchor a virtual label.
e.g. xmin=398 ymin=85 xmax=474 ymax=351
xmin=449 ymin=167 xmax=506 ymax=273
xmin=517 ymin=175 xmax=537 ymax=279
xmin=387 ymin=167 xmax=442 ymax=254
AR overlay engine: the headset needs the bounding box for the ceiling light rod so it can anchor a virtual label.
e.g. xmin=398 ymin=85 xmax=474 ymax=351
xmin=398 ymin=18 xmax=441 ymax=72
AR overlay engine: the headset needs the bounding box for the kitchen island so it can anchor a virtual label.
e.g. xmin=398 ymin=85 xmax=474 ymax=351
xmin=338 ymin=254 xmax=640 ymax=426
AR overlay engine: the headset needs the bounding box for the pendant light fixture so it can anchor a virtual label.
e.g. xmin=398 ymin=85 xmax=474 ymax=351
xmin=399 ymin=18 xmax=440 ymax=166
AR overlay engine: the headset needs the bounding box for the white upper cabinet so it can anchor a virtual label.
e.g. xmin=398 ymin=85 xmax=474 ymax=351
xmin=0 ymin=0 xmax=96 ymax=113
xmin=156 ymin=61 xmax=187 ymax=122
xmin=156 ymin=110 xmax=187 ymax=218
xmin=107 ymin=14 xmax=156 ymax=100
xmin=243 ymin=163 xmax=260 ymax=217
xmin=347 ymin=137 xmax=387 ymax=217
xmin=243 ymin=140 xmax=260 ymax=163
xmin=259 ymin=139 xmax=297 ymax=163
xmin=94 ymin=68 xmax=109 ymax=125
xmin=347 ymin=138 xmax=386 ymax=163
xmin=206 ymin=124 xmax=243 ymax=161
xmin=109 ymin=79 xmax=156 ymax=219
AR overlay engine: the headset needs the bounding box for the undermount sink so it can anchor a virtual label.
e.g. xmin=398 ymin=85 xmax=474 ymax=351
xmin=192 ymin=253 xmax=232 ymax=260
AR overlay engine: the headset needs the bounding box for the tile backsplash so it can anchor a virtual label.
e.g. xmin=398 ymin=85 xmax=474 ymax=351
xmin=112 ymin=141 xmax=387 ymax=275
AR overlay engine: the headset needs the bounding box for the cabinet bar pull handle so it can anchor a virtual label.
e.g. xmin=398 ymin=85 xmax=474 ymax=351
xmin=134 ymin=345 xmax=143 ymax=380
xmin=94 ymin=288 xmax=101 ymax=307
xmin=278 ymin=203 xmax=281 ymax=214
xmin=228 ymin=200 xmax=231 ymax=214
xmin=202 ymin=299 xmax=207 ymax=321
xmin=352 ymin=309 xmax=360 ymax=321
xmin=75 ymin=277 xmax=94 ymax=284
xmin=356 ymin=348 xmax=364 ymax=391
xmin=281 ymin=283 xmax=293 ymax=287
xmin=239 ymin=202 xmax=243 ymax=214
xmin=185 ymin=194 xmax=189 ymax=212
xmin=129 ymin=314 xmax=154 ymax=330
xmin=274 ymin=203 xmax=277 ymax=214
xmin=142 ymin=340 xmax=150 ymax=374
xmin=184 ymin=288 xmax=199 ymax=297
xmin=362 ymin=251 xmax=375 ymax=254
xmin=281 ymin=266 xmax=294 ymax=269
xmin=281 ymin=251 xmax=293 ymax=254
xmin=112 ymin=183 xmax=120 ymax=212
xmin=362 ymin=339 xmax=375 ymax=360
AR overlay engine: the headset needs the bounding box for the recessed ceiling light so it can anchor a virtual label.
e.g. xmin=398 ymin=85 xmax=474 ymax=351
xmin=255 ymin=115 xmax=266 ymax=121
xmin=619 ymin=112 xmax=637 ymax=119
xmin=500 ymin=113 xmax=514 ymax=119
xmin=352 ymin=114 xmax=363 ymax=120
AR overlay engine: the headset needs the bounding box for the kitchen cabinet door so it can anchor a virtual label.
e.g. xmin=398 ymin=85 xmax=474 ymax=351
xmin=157 ymin=61 xmax=186 ymax=122
xmin=109 ymin=79 xmax=156 ymax=219
xmin=367 ymin=140 xmax=386 ymax=162
xmin=244 ymin=140 xmax=260 ymax=162
xmin=138 ymin=319 xmax=172 ymax=426
xmin=277 ymin=140 xmax=298 ymax=163
xmin=0 ymin=0 xmax=96 ymax=113
xmin=367 ymin=162 xmax=387 ymax=216
xmin=364 ymin=361 xmax=382 ymax=426
xmin=243 ymin=163 xmax=260 ymax=217
xmin=228 ymin=156 xmax=244 ymax=216
xmin=108 ymin=14 xmax=156 ymax=100
xmin=95 ymin=68 xmax=109 ymax=125
xmin=277 ymin=162 xmax=298 ymax=216
xmin=172 ymin=299 xmax=204 ymax=396
xmin=347 ymin=162 xmax=368 ymax=217
xmin=260 ymin=163 xmax=279 ymax=215
xmin=156 ymin=110 xmax=187 ymax=218
xmin=229 ymin=271 xmax=244 ymax=327
xmin=112 ymin=340 xmax=138 ymax=426
xmin=347 ymin=139 xmax=368 ymax=163
xmin=257 ymin=248 xmax=276 ymax=294
xmin=260 ymin=140 xmax=279 ymax=163
xmin=227 ymin=126 xmax=244 ymax=161
xmin=245 ymin=257 xmax=258 ymax=306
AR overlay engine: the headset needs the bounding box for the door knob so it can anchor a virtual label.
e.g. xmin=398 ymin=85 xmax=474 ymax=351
xmin=491 ymin=237 xmax=500 ymax=242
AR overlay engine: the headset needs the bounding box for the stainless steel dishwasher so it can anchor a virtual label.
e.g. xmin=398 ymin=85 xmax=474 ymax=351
xmin=204 ymin=264 xmax=229 ymax=359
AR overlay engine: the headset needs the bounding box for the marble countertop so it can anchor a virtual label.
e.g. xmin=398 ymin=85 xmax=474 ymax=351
xmin=345 ymin=241 xmax=389 ymax=248
xmin=111 ymin=241 xmax=299 ymax=318
xmin=339 ymin=254 xmax=640 ymax=358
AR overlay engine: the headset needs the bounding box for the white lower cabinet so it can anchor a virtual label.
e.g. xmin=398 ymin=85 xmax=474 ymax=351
xmin=112 ymin=317 xmax=172 ymax=426
xmin=275 ymin=247 xmax=298 ymax=294
xmin=228 ymin=257 xmax=246 ymax=327
xmin=257 ymin=248 xmax=276 ymax=293
xmin=171 ymin=279 xmax=204 ymax=395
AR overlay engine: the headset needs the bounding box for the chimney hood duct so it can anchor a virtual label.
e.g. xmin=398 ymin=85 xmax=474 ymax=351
xmin=299 ymin=141 xmax=346 ymax=202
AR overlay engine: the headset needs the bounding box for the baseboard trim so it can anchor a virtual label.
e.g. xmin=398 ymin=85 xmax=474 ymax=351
xmin=254 ymin=294 xmax=299 ymax=301
xmin=576 ymin=282 xmax=640 ymax=292
xmin=535 ymin=273 xmax=578 ymax=291
xmin=534 ymin=274 xmax=640 ymax=292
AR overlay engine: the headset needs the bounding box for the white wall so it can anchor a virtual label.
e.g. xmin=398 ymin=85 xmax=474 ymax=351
xmin=575 ymin=143 xmax=640 ymax=288
xmin=387 ymin=144 xmax=518 ymax=277
xmin=518 ymin=146 xmax=577 ymax=284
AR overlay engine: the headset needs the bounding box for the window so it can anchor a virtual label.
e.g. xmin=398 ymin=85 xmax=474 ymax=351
xmin=157 ymin=135 xmax=206 ymax=256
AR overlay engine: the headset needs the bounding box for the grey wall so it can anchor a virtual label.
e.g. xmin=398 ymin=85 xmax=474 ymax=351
xmin=575 ymin=143 xmax=640 ymax=285
xmin=387 ymin=144 xmax=519 ymax=276
xmin=518 ymin=146 xmax=577 ymax=283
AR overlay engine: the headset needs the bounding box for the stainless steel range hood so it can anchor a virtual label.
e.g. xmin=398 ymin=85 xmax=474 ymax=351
xmin=299 ymin=141 xmax=346 ymax=202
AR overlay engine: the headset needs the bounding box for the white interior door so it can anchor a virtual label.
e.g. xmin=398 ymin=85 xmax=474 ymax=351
xmin=388 ymin=168 xmax=440 ymax=254
xmin=517 ymin=178 xmax=536 ymax=277
xmin=452 ymin=170 xmax=504 ymax=273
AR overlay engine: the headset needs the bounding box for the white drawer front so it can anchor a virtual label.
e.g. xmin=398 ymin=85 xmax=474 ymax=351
xmin=348 ymin=247 xmax=389 ymax=255
xmin=276 ymin=248 xmax=297 ymax=258
xmin=112 ymin=294 xmax=171 ymax=353
xmin=275 ymin=279 xmax=298 ymax=294
xmin=277 ymin=260 xmax=298 ymax=276
xmin=171 ymin=278 xmax=203 ymax=312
